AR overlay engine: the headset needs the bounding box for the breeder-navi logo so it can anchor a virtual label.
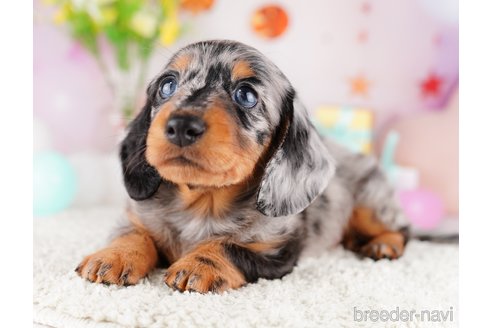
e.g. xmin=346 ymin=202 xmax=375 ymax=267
xmin=353 ymin=306 xmax=454 ymax=323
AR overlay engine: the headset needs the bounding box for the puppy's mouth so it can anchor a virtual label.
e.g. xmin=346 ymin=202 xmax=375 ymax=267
xmin=164 ymin=155 xmax=203 ymax=169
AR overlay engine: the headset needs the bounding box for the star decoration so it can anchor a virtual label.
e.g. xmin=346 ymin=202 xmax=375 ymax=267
xmin=421 ymin=73 xmax=444 ymax=97
xmin=361 ymin=2 xmax=372 ymax=14
xmin=350 ymin=75 xmax=371 ymax=97
xmin=357 ymin=30 xmax=368 ymax=43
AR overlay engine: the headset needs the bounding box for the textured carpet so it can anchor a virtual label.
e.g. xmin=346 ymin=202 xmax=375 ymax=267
xmin=33 ymin=207 xmax=458 ymax=327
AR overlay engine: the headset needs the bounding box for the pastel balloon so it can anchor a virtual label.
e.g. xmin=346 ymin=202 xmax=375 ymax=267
xmin=377 ymin=88 xmax=458 ymax=215
xmin=399 ymin=189 xmax=444 ymax=230
xmin=68 ymin=152 xmax=108 ymax=207
xmin=68 ymin=152 xmax=127 ymax=207
xmin=34 ymin=152 xmax=77 ymax=217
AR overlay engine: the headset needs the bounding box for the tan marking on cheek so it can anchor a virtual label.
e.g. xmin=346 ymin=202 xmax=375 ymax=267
xmin=232 ymin=60 xmax=255 ymax=80
xmin=198 ymin=106 xmax=265 ymax=182
xmin=169 ymin=54 xmax=192 ymax=72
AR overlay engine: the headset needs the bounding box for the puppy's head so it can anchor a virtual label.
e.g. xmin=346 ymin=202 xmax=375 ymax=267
xmin=120 ymin=40 xmax=335 ymax=217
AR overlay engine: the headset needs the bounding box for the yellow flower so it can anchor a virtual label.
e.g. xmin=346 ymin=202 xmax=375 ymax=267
xmin=159 ymin=16 xmax=180 ymax=46
xmin=161 ymin=0 xmax=178 ymax=14
xmin=96 ymin=0 xmax=116 ymax=5
xmin=100 ymin=7 xmax=117 ymax=25
xmin=53 ymin=3 xmax=71 ymax=25
xmin=131 ymin=10 xmax=158 ymax=38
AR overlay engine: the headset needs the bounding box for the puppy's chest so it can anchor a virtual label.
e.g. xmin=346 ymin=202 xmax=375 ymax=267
xmin=132 ymin=195 xmax=302 ymax=261
xmin=167 ymin=210 xmax=251 ymax=244
xmin=133 ymin=197 xmax=257 ymax=252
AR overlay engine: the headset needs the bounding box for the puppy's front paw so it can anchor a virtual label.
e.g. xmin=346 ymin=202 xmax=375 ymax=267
xmin=163 ymin=255 xmax=245 ymax=294
xmin=75 ymin=247 xmax=152 ymax=285
xmin=360 ymin=232 xmax=405 ymax=260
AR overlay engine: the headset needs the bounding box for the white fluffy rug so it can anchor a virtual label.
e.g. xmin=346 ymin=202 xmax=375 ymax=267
xmin=33 ymin=207 xmax=458 ymax=328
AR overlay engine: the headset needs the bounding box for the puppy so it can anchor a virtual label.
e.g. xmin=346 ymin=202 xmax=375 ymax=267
xmin=76 ymin=40 xmax=409 ymax=293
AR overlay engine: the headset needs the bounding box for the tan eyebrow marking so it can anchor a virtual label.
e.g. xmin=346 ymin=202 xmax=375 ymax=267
xmin=232 ymin=60 xmax=255 ymax=80
xmin=169 ymin=54 xmax=192 ymax=72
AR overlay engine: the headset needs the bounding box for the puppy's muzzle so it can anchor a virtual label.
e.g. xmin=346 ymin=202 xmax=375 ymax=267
xmin=165 ymin=114 xmax=206 ymax=147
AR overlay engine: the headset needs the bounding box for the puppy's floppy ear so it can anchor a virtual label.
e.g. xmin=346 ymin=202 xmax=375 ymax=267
xmin=256 ymin=91 xmax=336 ymax=217
xmin=119 ymin=100 xmax=162 ymax=200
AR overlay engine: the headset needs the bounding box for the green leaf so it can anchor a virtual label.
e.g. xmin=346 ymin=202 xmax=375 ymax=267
xmin=138 ymin=37 xmax=155 ymax=59
xmin=69 ymin=10 xmax=99 ymax=54
xmin=116 ymin=41 xmax=130 ymax=70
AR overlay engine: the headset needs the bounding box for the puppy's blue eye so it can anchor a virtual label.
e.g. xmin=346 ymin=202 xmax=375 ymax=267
xmin=160 ymin=77 xmax=178 ymax=99
xmin=234 ymin=86 xmax=258 ymax=108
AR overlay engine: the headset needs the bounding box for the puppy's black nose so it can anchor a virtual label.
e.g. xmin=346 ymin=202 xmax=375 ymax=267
xmin=165 ymin=115 xmax=206 ymax=147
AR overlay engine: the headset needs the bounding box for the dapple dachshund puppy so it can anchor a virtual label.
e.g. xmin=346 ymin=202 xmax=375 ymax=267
xmin=76 ymin=40 xmax=409 ymax=293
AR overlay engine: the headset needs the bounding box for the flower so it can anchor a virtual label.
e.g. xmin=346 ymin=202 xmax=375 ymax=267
xmin=131 ymin=10 xmax=158 ymax=38
xmin=53 ymin=3 xmax=72 ymax=25
xmin=100 ymin=7 xmax=117 ymax=25
xmin=42 ymin=0 xmax=210 ymax=121
xmin=159 ymin=15 xmax=180 ymax=46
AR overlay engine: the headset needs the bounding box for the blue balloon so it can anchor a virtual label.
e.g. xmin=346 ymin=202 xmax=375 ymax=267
xmin=33 ymin=152 xmax=77 ymax=217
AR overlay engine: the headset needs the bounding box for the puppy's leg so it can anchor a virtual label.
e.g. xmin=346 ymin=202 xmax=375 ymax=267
xmin=342 ymin=156 xmax=409 ymax=260
xmin=342 ymin=207 xmax=408 ymax=260
xmin=164 ymin=237 xmax=300 ymax=293
xmin=76 ymin=226 xmax=158 ymax=285
xmin=163 ymin=240 xmax=246 ymax=293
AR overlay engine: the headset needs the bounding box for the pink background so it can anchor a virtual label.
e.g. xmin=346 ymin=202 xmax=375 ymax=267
xmin=33 ymin=0 xmax=458 ymax=216
xmin=34 ymin=0 xmax=458 ymax=153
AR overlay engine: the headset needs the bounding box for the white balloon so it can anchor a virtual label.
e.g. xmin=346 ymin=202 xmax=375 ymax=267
xmin=68 ymin=152 xmax=127 ymax=208
xmin=68 ymin=152 xmax=108 ymax=207
xmin=33 ymin=118 xmax=53 ymax=152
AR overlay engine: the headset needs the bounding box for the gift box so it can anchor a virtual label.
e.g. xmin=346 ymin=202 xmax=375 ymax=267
xmin=313 ymin=106 xmax=374 ymax=154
